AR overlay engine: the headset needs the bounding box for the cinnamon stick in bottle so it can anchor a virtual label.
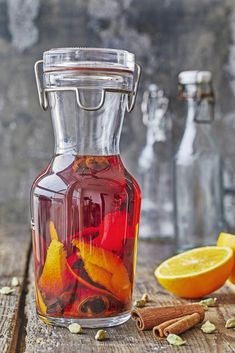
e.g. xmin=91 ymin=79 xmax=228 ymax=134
xmin=131 ymin=303 xmax=204 ymax=330
xmin=153 ymin=313 xmax=201 ymax=339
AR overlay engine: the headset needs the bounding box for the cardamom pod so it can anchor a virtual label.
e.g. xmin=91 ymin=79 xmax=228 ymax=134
xmin=167 ymin=334 xmax=186 ymax=346
xmin=95 ymin=329 xmax=107 ymax=341
xmin=199 ymin=297 xmax=217 ymax=307
xmin=68 ymin=323 xmax=83 ymax=334
xmin=225 ymin=318 xmax=235 ymax=328
xmin=141 ymin=293 xmax=149 ymax=302
xmin=11 ymin=277 xmax=20 ymax=287
xmin=0 ymin=286 xmax=14 ymax=295
xmin=134 ymin=299 xmax=146 ymax=308
xmin=201 ymin=320 xmax=216 ymax=333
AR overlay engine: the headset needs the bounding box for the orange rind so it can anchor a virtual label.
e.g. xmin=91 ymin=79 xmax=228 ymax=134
xmin=72 ymin=156 xmax=109 ymax=173
xmin=85 ymin=156 xmax=109 ymax=170
xmin=84 ymin=262 xmax=112 ymax=293
xmin=39 ymin=239 xmax=68 ymax=298
xmin=155 ymin=246 xmax=233 ymax=298
xmin=49 ymin=221 xmax=58 ymax=241
xmin=217 ymin=232 xmax=235 ymax=283
xmin=66 ymin=253 xmax=117 ymax=299
xmin=35 ymin=283 xmax=47 ymax=315
xmin=73 ymin=240 xmax=131 ymax=303
xmin=39 ymin=222 xmax=75 ymax=298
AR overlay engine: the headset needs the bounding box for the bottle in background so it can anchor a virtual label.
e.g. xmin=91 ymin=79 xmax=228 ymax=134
xmin=223 ymin=159 xmax=235 ymax=232
xmin=174 ymin=71 xmax=224 ymax=251
xmin=138 ymin=84 xmax=174 ymax=239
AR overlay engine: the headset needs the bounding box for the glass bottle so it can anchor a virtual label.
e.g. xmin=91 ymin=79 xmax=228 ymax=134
xmin=31 ymin=48 xmax=141 ymax=328
xmin=174 ymin=71 xmax=224 ymax=251
xmin=223 ymin=161 xmax=235 ymax=232
xmin=138 ymin=84 xmax=173 ymax=239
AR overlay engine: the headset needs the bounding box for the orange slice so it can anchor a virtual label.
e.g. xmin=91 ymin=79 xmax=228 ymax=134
xmin=217 ymin=232 xmax=235 ymax=283
xmin=154 ymin=246 xmax=233 ymax=298
xmin=73 ymin=240 xmax=131 ymax=303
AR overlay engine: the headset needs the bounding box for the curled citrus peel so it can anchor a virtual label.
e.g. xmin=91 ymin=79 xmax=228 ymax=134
xmin=39 ymin=223 xmax=74 ymax=298
xmin=39 ymin=239 xmax=67 ymax=297
xmin=35 ymin=283 xmax=47 ymax=315
xmin=72 ymin=240 xmax=131 ymax=303
xmin=49 ymin=221 xmax=58 ymax=240
xmin=66 ymin=254 xmax=120 ymax=301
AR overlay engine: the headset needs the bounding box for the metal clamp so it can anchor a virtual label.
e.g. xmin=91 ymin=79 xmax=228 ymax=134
xmin=178 ymin=81 xmax=215 ymax=124
xmin=34 ymin=60 xmax=141 ymax=112
xmin=127 ymin=63 xmax=141 ymax=112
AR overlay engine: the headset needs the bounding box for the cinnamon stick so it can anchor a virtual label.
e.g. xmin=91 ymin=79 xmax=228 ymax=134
xmin=131 ymin=303 xmax=204 ymax=330
xmin=153 ymin=313 xmax=201 ymax=339
xmin=153 ymin=317 xmax=181 ymax=339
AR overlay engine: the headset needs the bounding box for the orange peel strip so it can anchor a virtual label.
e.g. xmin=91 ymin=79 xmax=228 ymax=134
xmin=84 ymin=262 xmax=112 ymax=292
xmin=35 ymin=283 xmax=47 ymax=315
xmin=49 ymin=221 xmax=58 ymax=241
xmin=66 ymin=257 xmax=120 ymax=301
xmin=39 ymin=239 xmax=66 ymax=297
xmin=73 ymin=240 xmax=131 ymax=303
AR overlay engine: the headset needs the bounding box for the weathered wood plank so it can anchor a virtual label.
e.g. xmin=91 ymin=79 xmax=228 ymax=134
xmin=0 ymin=225 xmax=31 ymax=353
xmin=24 ymin=241 xmax=235 ymax=353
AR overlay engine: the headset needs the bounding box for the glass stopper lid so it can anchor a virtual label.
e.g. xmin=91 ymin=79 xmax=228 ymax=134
xmin=178 ymin=71 xmax=212 ymax=85
xmin=43 ymin=47 xmax=135 ymax=73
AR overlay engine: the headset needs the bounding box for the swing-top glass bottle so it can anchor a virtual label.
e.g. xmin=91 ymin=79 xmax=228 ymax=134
xmin=31 ymin=48 xmax=141 ymax=328
xmin=174 ymin=70 xmax=224 ymax=251
xmin=138 ymin=84 xmax=173 ymax=239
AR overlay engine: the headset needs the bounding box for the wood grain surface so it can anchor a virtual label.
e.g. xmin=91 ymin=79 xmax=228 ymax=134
xmin=1 ymin=228 xmax=235 ymax=353
xmin=0 ymin=225 xmax=31 ymax=353
xmin=24 ymin=241 xmax=235 ymax=353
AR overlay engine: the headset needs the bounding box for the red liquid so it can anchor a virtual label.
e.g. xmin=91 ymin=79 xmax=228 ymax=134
xmin=32 ymin=155 xmax=141 ymax=320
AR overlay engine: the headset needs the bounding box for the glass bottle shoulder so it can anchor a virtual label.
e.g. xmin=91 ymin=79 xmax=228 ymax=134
xmin=175 ymin=122 xmax=219 ymax=165
xmin=31 ymin=154 xmax=140 ymax=199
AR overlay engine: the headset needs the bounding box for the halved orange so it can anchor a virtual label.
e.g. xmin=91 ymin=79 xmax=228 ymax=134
xmin=154 ymin=246 xmax=233 ymax=298
xmin=217 ymin=232 xmax=235 ymax=284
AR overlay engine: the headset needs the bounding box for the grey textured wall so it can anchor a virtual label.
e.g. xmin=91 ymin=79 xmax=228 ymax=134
xmin=0 ymin=0 xmax=235 ymax=226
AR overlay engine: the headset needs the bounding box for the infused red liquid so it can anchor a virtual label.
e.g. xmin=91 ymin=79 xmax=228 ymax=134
xmin=31 ymin=155 xmax=141 ymax=320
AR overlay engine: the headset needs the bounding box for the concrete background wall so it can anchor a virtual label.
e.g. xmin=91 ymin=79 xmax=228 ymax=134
xmin=0 ymin=0 xmax=235 ymax=226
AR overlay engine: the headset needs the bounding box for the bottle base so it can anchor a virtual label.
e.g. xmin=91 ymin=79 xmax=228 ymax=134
xmin=37 ymin=311 xmax=131 ymax=328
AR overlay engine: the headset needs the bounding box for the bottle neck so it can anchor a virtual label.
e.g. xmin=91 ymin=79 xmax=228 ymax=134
xmin=185 ymin=96 xmax=214 ymax=125
xmin=182 ymin=83 xmax=214 ymax=124
xmin=177 ymin=98 xmax=197 ymax=159
xmin=177 ymin=97 xmax=214 ymax=160
xmin=185 ymin=98 xmax=198 ymax=125
xmin=49 ymin=91 xmax=126 ymax=156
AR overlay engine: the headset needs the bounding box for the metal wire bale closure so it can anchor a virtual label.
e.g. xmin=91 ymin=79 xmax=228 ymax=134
xmin=34 ymin=60 xmax=141 ymax=112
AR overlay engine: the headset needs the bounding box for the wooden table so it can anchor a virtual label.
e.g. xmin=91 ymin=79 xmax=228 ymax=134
xmin=1 ymin=225 xmax=235 ymax=353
